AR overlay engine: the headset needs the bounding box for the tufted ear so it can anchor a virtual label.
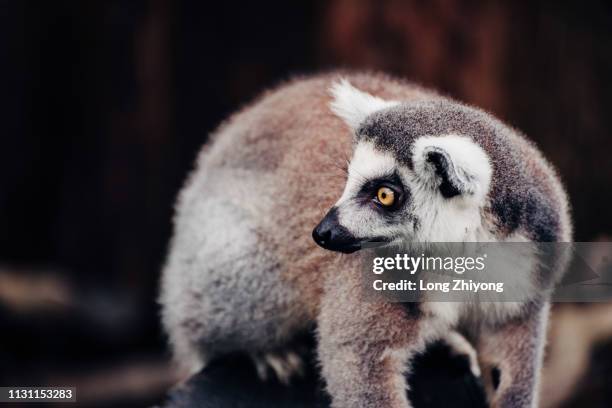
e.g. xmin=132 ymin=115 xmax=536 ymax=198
xmin=329 ymin=79 xmax=398 ymax=130
xmin=413 ymin=135 xmax=492 ymax=200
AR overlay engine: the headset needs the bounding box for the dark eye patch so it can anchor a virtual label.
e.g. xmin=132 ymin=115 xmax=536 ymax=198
xmin=355 ymin=171 xmax=408 ymax=213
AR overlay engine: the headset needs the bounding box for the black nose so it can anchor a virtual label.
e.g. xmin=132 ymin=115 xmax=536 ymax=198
xmin=312 ymin=207 xmax=361 ymax=254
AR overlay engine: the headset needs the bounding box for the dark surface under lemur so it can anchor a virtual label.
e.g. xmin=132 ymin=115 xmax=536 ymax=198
xmin=162 ymin=340 xmax=488 ymax=408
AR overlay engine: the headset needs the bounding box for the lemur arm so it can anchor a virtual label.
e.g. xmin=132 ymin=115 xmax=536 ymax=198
xmin=478 ymin=302 xmax=549 ymax=408
xmin=317 ymin=270 xmax=435 ymax=408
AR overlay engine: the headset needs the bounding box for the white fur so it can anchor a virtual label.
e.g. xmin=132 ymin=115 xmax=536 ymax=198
xmin=336 ymin=142 xmax=407 ymax=240
xmin=339 ymin=141 xmax=397 ymax=203
xmin=329 ymin=79 xmax=399 ymax=130
xmin=160 ymin=169 xmax=305 ymax=375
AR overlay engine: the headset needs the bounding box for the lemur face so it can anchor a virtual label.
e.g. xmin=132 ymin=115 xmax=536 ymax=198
xmin=313 ymin=141 xmax=414 ymax=253
xmin=313 ymin=80 xmax=493 ymax=252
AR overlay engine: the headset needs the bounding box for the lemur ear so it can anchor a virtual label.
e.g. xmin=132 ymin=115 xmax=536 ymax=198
xmin=413 ymin=135 xmax=492 ymax=200
xmin=329 ymin=79 xmax=398 ymax=130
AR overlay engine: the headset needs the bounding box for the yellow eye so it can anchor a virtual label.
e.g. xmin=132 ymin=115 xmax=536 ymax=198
xmin=376 ymin=187 xmax=395 ymax=207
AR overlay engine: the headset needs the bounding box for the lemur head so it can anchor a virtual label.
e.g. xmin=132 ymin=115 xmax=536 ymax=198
xmin=313 ymin=79 xmax=494 ymax=253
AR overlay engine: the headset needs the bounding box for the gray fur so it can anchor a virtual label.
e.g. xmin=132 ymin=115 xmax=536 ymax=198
xmin=159 ymin=168 xmax=305 ymax=375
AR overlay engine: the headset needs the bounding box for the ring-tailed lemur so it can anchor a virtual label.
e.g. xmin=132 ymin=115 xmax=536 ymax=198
xmin=159 ymin=72 xmax=571 ymax=408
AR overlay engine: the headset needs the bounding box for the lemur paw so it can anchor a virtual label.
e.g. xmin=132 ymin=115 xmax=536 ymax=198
xmin=251 ymin=349 xmax=305 ymax=385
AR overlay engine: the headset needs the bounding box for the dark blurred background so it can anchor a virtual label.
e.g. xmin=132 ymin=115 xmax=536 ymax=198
xmin=0 ymin=0 xmax=611 ymax=407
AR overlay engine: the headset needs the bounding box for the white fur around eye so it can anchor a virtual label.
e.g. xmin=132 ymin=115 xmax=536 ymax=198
xmin=337 ymin=141 xmax=397 ymax=204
